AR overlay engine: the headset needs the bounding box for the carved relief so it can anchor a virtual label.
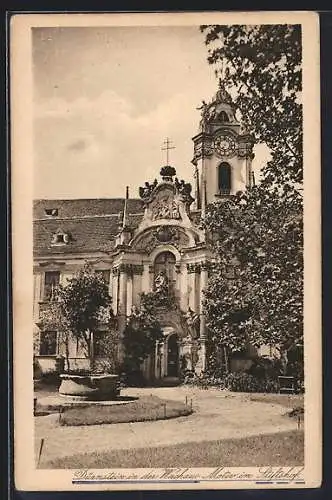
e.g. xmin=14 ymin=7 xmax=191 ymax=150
xmin=151 ymin=194 xmax=180 ymax=221
xmin=132 ymin=226 xmax=190 ymax=253
xmin=193 ymin=139 xmax=214 ymax=161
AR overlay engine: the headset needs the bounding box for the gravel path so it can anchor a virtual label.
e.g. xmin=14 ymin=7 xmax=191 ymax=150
xmin=35 ymin=387 xmax=298 ymax=466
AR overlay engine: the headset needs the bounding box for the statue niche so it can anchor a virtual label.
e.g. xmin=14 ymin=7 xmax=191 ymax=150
xmin=154 ymin=251 xmax=176 ymax=297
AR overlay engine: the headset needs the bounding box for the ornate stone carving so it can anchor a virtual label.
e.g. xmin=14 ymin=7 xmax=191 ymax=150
xmin=131 ymin=264 xmax=143 ymax=275
xmin=154 ymin=226 xmax=177 ymax=243
xmin=151 ymin=195 xmax=180 ymax=221
xmin=200 ymin=261 xmax=211 ymax=272
xmin=132 ymin=227 xmax=190 ymax=253
xmin=139 ymin=179 xmax=158 ymax=199
xmin=238 ymin=140 xmax=254 ymax=158
xmin=174 ymin=178 xmax=195 ymax=205
xmin=154 ymin=271 xmax=168 ymax=295
xmin=187 ymin=263 xmax=201 ymax=273
xmin=180 ymin=308 xmax=200 ymax=340
xmin=193 ymin=139 xmax=213 ymax=161
xmin=118 ymin=264 xmax=133 ymax=275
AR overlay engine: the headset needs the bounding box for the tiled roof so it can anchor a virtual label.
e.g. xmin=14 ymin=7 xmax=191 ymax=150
xmin=33 ymin=198 xmax=144 ymax=256
xmin=33 ymin=198 xmax=144 ymax=219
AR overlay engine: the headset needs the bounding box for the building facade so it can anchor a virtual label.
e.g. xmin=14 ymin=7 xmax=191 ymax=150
xmin=33 ymin=82 xmax=256 ymax=382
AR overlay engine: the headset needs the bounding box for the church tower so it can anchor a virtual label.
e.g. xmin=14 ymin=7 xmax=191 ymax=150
xmin=192 ymin=80 xmax=255 ymax=209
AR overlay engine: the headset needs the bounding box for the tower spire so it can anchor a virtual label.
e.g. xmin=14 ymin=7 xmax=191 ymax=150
xmin=122 ymin=186 xmax=129 ymax=228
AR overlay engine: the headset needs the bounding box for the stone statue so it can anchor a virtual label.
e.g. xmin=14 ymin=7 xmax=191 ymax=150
xmin=139 ymin=180 xmax=157 ymax=199
xmin=184 ymin=308 xmax=200 ymax=338
xmin=154 ymin=271 xmax=168 ymax=294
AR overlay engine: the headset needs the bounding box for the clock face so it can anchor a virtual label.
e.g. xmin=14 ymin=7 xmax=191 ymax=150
xmin=214 ymin=135 xmax=236 ymax=157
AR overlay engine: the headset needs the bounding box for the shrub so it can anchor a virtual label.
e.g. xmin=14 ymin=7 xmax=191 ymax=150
xmin=40 ymin=371 xmax=61 ymax=386
xmin=225 ymin=372 xmax=279 ymax=393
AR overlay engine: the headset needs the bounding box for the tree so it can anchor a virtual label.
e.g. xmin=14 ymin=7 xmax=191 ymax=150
xmin=200 ymin=24 xmax=303 ymax=374
xmin=37 ymin=299 xmax=72 ymax=371
xmin=203 ymin=186 xmax=303 ymax=364
xmin=53 ymin=263 xmax=112 ymax=371
xmin=122 ymin=293 xmax=163 ymax=378
xmin=201 ymin=24 xmax=302 ymax=186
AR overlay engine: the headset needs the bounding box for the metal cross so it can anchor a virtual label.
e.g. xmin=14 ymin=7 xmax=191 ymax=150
xmin=161 ymin=137 xmax=175 ymax=165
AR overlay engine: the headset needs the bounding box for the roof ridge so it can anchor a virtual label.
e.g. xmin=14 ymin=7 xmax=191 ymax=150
xmin=33 ymin=197 xmax=142 ymax=202
xmin=34 ymin=212 xmax=144 ymax=222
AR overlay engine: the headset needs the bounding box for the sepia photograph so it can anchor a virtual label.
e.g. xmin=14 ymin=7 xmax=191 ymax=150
xmin=11 ymin=11 xmax=321 ymax=491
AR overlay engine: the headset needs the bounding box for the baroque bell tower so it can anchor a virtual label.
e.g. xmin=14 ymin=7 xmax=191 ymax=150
xmin=192 ymin=80 xmax=255 ymax=209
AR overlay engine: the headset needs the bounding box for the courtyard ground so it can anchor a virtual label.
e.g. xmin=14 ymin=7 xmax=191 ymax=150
xmin=35 ymin=386 xmax=304 ymax=468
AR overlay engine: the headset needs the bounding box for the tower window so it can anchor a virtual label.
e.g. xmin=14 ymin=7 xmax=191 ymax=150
xmin=218 ymin=111 xmax=229 ymax=122
xmin=218 ymin=163 xmax=232 ymax=194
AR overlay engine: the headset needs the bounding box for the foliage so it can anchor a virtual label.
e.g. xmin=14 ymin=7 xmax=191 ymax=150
xmin=199 ymin=25 xmax=303 ymax=371
xmin=203 ymin=185 xmax=303 ymax=359
xmin=122 ymin=292 xmax=163 ymax=377
xmin=56 ymin=263 xmax=112 ymax=360
xmin=38 ymin=263 xmax=114 ymax=372
xmin=225 ymin=372 xmax=279 ymax=393
xmin=184 ymin=369 xmax=279 ymax=393
xmin=201 ymin=24 xmax=302 ymax=186
xmin=37 ymin=299 xmax=72 ymax=370
xmin=93 ymin=329 xmax=120 ymax=374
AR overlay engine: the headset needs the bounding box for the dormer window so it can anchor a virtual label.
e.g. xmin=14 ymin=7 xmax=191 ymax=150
xmin=45 ymin=208 xmax=58 ymax=217
xmin=51 ymin=229 xmax=70 ymax=245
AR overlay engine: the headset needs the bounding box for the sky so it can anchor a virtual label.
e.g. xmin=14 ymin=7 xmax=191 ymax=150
xmin=33 ymin=26 xmax=269 ymax=200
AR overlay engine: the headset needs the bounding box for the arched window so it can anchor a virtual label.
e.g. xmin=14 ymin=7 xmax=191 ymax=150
xmin=218 ymin=110 xmax=229 ymax=122
xmin=154 ymin=251 xmax=176 ymax=295
xmin=218 ymin=163 xmax=232 ymax=194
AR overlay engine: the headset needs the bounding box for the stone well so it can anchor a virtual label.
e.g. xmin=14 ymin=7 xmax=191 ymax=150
xmin=58 ymin=374 xmax=119 ymax=401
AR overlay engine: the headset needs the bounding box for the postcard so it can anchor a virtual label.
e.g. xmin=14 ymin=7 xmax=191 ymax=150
xmin=11 ymin=11 xmax=321 ymax=491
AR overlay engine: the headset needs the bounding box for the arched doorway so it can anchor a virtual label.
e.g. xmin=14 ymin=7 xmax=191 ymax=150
xmin=167 ymin=333 xmax=179 ymax=377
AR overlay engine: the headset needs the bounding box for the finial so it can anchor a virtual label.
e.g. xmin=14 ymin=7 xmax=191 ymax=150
xmin=160 ymin=165 xmax=176 ymax=182
xmin=122 ymin=186 xmax=129 ymax=228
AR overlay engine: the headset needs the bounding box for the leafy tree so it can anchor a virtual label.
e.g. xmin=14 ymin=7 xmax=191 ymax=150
xmin=201 ymin=24 xmax=302 ymax=186
xmin=122 ymin=292 xmax=163 ymax=378
xmin=41 ymin=263 xmax=113 ymax=372
xmin=37 ymin=299 xmax=72 ymax=371
xmin=199 ymin=24 xmax=303 ymax=374
xmin=203 ymin=185 xmax=303 ymax=370
xmin=57 ymin=263 xmax=112 ymax=360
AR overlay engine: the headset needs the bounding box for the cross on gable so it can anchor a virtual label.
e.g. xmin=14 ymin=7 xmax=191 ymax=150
xmin=161 ymin=137 xmax=176 ymax=165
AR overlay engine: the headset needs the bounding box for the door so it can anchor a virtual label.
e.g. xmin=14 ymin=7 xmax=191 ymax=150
xmin=167 ymin=334 xmax=179 ymax=377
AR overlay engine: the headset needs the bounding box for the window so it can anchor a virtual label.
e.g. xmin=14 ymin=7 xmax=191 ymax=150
xmin=44 ymin=271 xmax=60 ymax=300
xmin=95 ymin=269 xmax=110 ymax=286
xmin=218 ymin=163 xmax=231 ymax=194
xmin=51 ymin=230 xmax=70 ymax=245
xmin=39 ymin=330 xmax=57 ymax=355
xmin=45 ymin=208 xmax=58 ymax=217
xmin=218 ymin=111 xmax=229 ymax=122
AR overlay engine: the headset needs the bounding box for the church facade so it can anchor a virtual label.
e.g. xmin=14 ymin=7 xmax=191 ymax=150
xmin=33 ymin=83 xmax=256 ymax=382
